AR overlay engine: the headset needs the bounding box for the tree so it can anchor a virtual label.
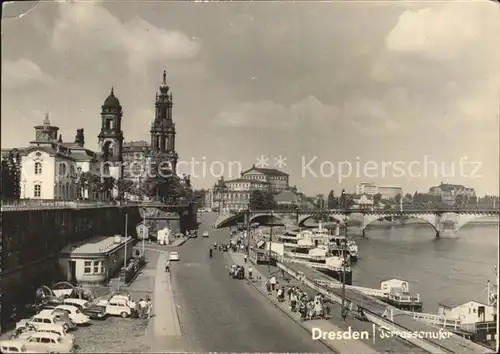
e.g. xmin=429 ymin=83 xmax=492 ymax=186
xmin=404 ymin=193 xmax=412 ymax=202
xmin=373 ymin=193 xmax=382 ymax=206
xmin=249 ymin=190 xmax=276 ymax=210
xmin=76 ymin=172 xmax=101 ymax=200
xmin=138 ymin=172 xmax=186 ymax=203
xmin=394 ymin=193 xmax=402 ymax=205
xmin=339 ymin=189 xmax=346 ymax=208
xmin=116 ymin=179 xmax=134 ymax=199
xmin=327 ymin=190 xmax=338 ymax=209
xmin=413 ymin=191 xmax=418 ymax=200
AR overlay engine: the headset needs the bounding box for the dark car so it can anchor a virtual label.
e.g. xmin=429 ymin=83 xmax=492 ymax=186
xmin=33 ymin=296 xmax=64 ymax=311
xmin=63 ymin=298 xmax=107 ymax=320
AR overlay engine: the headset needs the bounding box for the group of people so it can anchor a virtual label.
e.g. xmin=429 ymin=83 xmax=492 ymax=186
xmin=229 ymin=264 xmax=254 ymax=279
xmin=266 ymin=276 xmax=331 ymax=321
xmin=128 ymin=296 xmax=153 ymax=319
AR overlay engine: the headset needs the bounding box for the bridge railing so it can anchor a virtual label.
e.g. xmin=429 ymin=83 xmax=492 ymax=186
xmin=248 ymin=207 xmax=499 ymax=214
xmin=410 ymin=312 xmax=461 ymax=330
xmin=0 ymin=199 xmax=144 ymax=211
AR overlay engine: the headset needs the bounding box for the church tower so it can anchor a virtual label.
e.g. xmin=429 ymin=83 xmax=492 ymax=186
xmin=98 ymin=87 xmax=124 ymax=180
xmin=150 ymin=70 xmax=178 ymax=173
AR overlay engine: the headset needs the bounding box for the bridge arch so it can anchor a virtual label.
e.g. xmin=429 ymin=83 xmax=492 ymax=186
xmin=454 ymin=213 xmax=499 ymax=232
xmin=249 ymin=213 xmax=284 ymax=225
xmin=298 ymin=214 xmax=346 ymax=227
xmin=362 ymin=213 xmax=439 ymax=234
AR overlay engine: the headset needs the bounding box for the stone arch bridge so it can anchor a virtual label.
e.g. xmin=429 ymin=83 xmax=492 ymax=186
xmin=215 ymin=208 xmax=499 ymax=238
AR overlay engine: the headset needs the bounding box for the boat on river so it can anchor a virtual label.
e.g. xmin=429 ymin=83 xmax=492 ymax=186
xmin=278 ymin=223 xmax=354 ymax=284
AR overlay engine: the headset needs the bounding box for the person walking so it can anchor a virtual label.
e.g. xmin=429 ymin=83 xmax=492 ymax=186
xmin=146 ymin=297 xmax=152 ymax=319
xmin=270 ymin=276 xmax=276 ymax=291
xmin=248 ymin=266 xmax=253 ymax=279
xmin=244 ymin=254 xmax=248 ymax=263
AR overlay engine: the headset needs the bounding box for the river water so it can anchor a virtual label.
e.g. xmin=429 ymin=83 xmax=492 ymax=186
xmin=345 ymin=220 xmax=499 ymax=313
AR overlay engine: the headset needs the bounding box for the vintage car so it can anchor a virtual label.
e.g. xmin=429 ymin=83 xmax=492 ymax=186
xmin=52 ymin=305 xmax=90 ymax=325
xmin=16 ymin=323 xmax=75 ymax=345
xmin=21 ymin=332 xmax=73 ymax=353
xmin=16 ymin=312 xmax=71 ymax=332
xmin=105 ymin=298 xmax=133 ymax=318
xmin=0 ymin=339 xmax=46 ymax=353
xmin=51 ymin=282 xmax=75 ymax=299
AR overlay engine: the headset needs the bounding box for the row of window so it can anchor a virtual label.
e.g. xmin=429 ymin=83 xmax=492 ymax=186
xmin=243 ymin=175 xmax=287 ymax=181
xmin=34 ymin=162 xmax=78 ymax=176
xmin=84 ymin=260 xmax=105 ymax=274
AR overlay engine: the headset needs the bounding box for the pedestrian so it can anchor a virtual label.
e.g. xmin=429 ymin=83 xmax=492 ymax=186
xmin=146 ymin=297 xmax=152 ymax=319
xmin=266 ymin=279 xmax=271 ymax=293
xmin=165 ymin=260 xmax=171 ymax=272
xmin=138 ymin=298 xmax=148 ymax=318
xmin=270 ymin=276 xmax=276 ymax=291
xmin=248 ymin=266 xmax=253 ymax=279
xmin=244 ymin=254 xmax=247 ymax=263
xmin=128 ymin=298 xmax=137 ymax=318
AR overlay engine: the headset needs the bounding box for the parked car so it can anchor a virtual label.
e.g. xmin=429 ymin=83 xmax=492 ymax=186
xmin=51 ymin=282 xmax=74 ymax=299
xmin=16 ymin=312 xmax=71 ymax=332
xmin=96 ymin=293 xmax=131 ymax=307
xmin=38 ymin=310 xmax=77 ymax=331
xmin=105 ymin=298 xmax=132 ymax=318
xmin=203 ymin=231 xmax=209 ymax=237
xmin=52 ymin=305 xmax=90 ymax=325
xmin=0 ymin=339 xmax=46 ymax=353
xmin=16 ymin=323 xmax=75 ymax=345
xmin=169 ymin=252 xmax=179 ymax=261
xmin=21 ymin=332 xmax=74 ymax=353
xmin=63 ymin=298 xmax=107 ymax=320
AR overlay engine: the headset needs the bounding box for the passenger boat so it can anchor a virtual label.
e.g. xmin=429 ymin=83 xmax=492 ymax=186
xmin=278 ymin=223 xmax=353 ymax=284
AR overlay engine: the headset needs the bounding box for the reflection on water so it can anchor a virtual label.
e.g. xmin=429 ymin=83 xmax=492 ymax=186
xmin=348 ymin=222 xmax=498 ymax=313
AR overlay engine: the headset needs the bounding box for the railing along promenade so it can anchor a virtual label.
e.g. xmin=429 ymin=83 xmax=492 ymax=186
xmin=1 ymin=199 xmax=190 ymax=211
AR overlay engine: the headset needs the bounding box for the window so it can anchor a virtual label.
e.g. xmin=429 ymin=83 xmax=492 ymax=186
xmin=100 ymin=262 xmax=105 ymax=273
xmin=34 ymin=184 xmax=41 ymax=198
xmin=84 ymin=261 xmax=92 ymax=274
xmin=93 ymin=261 xmax=100 ymax=273
xmin=35 ymin=162 xmax=42 ymax=174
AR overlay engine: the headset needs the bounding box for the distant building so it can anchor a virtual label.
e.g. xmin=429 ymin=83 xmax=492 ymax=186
xmin=18 ymin=114 xmax=101 ymax=200
xmin=352 ymin=194 xmax=373 ymax=207
xmin=122 ymin=140 xmax=151 ymax=186
xmin=241 ymin=165 xmax=289 ymax=192
xmin=429 ymin=182 xmax=476 ymax=205
xmin=379 ymin=186 xmax=403 ymax=200
xmin=210 ymin=164 xmax=290 ymax=211
xmin=356 ymin=182 xmax=378 ymax=196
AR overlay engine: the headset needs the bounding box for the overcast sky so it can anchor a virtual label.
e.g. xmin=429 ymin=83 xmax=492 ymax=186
xmin=2 ymin=0 xmax=499 ymax=196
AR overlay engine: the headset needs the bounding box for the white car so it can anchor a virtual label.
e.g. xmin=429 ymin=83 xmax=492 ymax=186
xmin=105 ymin=298 xmax=132 ymax=318
xmin=53 ymin=305 xmax=90 ymax=325
xmin=202 ymin=231 xmax=209 ymax=237
xmin=22 ymin=332 xmax=73 ymax=353
xmin=169 ymin=252 xmax=179 ymax=261
xmin=96 ymin=294 xmax=131 ymax=307
xmin=17 ymin=313 xmax=68 ymax=331
xmin=0 ymin=339 xmax=46 ymax=353
xmin=17 ymin=323 xmax=74 ymax=345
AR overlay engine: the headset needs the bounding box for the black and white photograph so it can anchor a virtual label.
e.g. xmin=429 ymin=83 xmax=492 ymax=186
xmin=1 ymin=0 xmax=499 ymax=353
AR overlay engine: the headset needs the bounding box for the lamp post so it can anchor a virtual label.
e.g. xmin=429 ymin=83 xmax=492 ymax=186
xmin=124 ymin=213 xmax=128 ymax=269
xmin=268 ymin=210 xmax=274 ymax=273
xmin=341 ymin=207 xmax=348 ymax=320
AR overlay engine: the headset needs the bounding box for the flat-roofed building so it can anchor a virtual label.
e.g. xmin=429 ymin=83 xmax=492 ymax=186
xmin=58 ymin=235 xmax=134 ymax=284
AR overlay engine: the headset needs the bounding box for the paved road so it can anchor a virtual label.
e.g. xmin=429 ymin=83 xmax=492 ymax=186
xmin=169 ymin=212 xmax=331 ymax=353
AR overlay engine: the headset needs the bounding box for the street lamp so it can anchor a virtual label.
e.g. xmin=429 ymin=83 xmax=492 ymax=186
xmin=341 ymin=205 xmax=349 ymax=320
xmin=268 ymin=209 xmax=274 ymax=273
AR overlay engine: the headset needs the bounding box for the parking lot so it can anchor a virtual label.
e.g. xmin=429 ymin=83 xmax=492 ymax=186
xmin=73 ymin=316 xmax=151 ymax=353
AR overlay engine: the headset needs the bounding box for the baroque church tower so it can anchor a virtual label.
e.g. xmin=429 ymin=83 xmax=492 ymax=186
xmin=150 ymin=70 xmax=178 ymax=174
xmin=98 ymin=87 xmax=124 ymax=181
